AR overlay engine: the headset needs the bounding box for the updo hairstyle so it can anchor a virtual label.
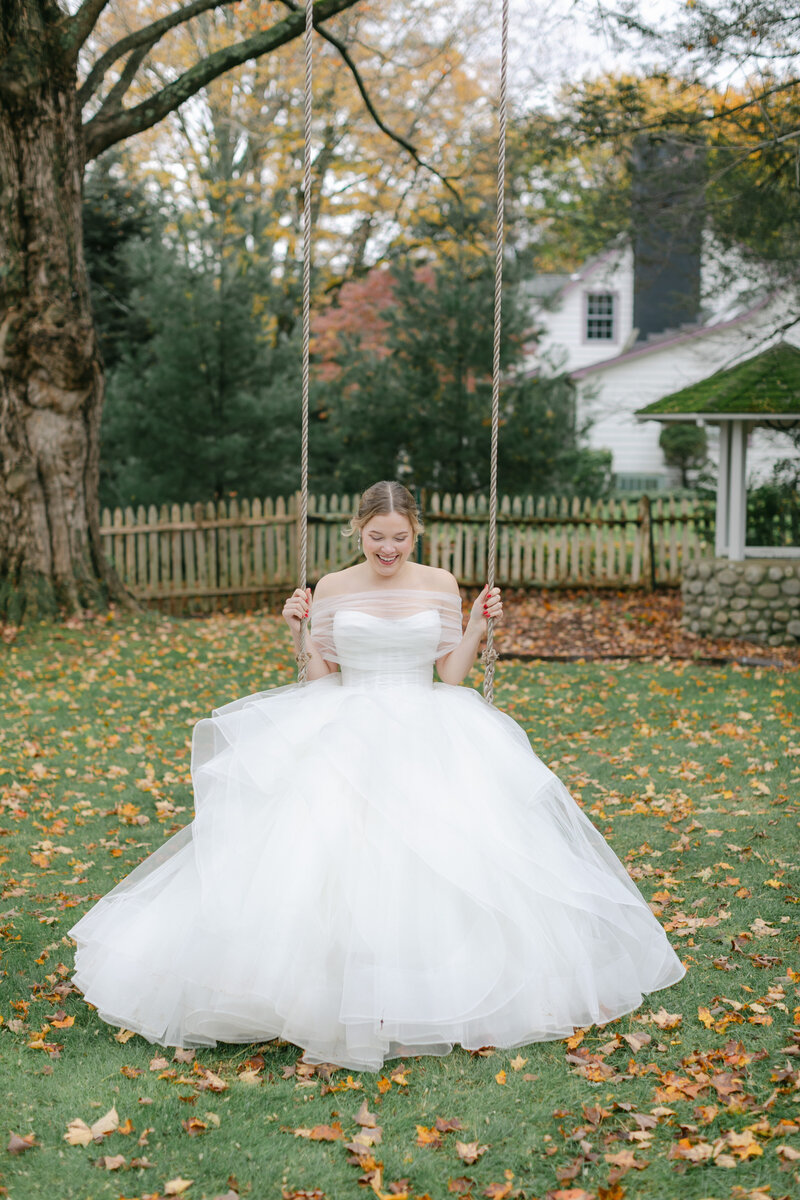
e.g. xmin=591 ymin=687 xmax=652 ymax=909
xmin=344 ymin=480 xmax=424 ymax=542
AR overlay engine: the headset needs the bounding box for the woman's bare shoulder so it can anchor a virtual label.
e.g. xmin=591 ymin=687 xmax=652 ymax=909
xmin=312 ymin=566 xmax=367 ymax=600
xmin=407 ymin=564 xmax=460 ymax=596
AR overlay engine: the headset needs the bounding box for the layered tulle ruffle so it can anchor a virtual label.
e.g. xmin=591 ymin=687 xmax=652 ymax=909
xmin=70 ymin=660 xmax=685 ymax=1071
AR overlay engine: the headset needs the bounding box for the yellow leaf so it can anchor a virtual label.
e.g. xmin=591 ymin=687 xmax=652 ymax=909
xmin=63 ymin=1119 xmax=93 ymax=1147
xmin=165 ymin=1179 xmax=193 ymax=1196
xmin=90 ymin=1107 xmax=119 ymax=1139
xmin=495 ymin=1069 xmax=507 ymax=1085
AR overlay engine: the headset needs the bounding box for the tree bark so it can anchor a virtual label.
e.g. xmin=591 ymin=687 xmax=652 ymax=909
xmin=0 ymin=0 xmax=412 ymax=624
xmin=0 ymin=1 xmax=137 ymax=622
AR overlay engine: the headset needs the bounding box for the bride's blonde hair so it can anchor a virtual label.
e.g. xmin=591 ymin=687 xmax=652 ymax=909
xmin=345 ymin=480 xmax=424 ymax=541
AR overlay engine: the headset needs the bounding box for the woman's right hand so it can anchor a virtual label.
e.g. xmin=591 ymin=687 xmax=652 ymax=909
xmin=282 ymin=586 xmax=311 ymax=636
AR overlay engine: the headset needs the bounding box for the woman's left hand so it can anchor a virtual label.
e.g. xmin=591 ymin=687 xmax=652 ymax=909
xmin=469 ymin=584 xmax=503 ymax=631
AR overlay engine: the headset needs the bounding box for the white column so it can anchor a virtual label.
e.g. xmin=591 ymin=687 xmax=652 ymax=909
xmin=728 ymin=420 xmax=748 ymax=560
xmin=715 ymin=422 xmax=731 ymax=558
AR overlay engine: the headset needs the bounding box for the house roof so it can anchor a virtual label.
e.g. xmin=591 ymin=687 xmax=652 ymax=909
xmin=526 ymin=245 xmax=625 ymax=310
xmin=568 ymin=294 xmax=770 ymax=380
xmin=635 ymin=341 xmax=800 ymax=421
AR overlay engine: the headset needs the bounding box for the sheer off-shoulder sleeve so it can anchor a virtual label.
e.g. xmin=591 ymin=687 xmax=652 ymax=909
xmin=309 ymin=588 xmax=463 ymax=666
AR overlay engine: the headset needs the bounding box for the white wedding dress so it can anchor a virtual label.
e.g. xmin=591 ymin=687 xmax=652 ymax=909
xmin=69 ymin=588 xmax=685 ymax=1071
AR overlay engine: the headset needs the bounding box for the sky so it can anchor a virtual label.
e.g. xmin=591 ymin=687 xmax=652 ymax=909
xmin=498 ymin=0 xmax=694 ymax=106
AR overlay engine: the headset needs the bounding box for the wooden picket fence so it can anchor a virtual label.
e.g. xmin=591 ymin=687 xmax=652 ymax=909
xmin=99 ymin=491 xmax=712 ymax=613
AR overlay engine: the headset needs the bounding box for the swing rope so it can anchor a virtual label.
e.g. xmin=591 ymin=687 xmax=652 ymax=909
xmin=296 ymin=0 xmax=314 ymax=684
xmin=481 ymin=0 xmax=509 ymax=706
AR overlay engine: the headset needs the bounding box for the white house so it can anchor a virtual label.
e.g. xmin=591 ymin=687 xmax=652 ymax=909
xmin=523 ymin=240 xmax=799 ymax=489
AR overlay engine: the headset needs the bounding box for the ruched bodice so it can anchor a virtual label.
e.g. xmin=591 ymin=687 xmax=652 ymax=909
xmin=333 ymin=609 xmax=441 ymax=689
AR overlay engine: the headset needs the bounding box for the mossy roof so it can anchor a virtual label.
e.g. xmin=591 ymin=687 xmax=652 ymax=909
xmin=636 ymin=342 xmax=800 ymax=418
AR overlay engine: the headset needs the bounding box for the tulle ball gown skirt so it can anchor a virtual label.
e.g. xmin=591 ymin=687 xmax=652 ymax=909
xmin=69 ymin=607 xmax=685 ymax=1072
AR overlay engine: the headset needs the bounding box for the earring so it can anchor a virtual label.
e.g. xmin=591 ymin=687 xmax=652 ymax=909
xmin=357 ymin=532 xmax=362 ymax=552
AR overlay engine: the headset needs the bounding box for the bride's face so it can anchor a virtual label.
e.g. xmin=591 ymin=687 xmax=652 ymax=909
xmin=360 ymin=511 xmax=415 ymax=577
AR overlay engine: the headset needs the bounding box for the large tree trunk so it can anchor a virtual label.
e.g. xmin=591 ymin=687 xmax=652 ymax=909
xmin=0 ymin=2 xmax=137 ymax=623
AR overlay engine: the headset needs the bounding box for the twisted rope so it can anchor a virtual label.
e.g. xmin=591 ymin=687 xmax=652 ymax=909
xmin=482 ymin=0 xmax=509 ymax=706
xmin=297 ymin=0 xmax=314 ymax=683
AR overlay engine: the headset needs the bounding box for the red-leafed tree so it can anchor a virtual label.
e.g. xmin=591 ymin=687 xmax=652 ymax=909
xmin=0 ymin=0 xmax=370 ymax=624
xmin=312 ymin=264 xmax=437 ymax=381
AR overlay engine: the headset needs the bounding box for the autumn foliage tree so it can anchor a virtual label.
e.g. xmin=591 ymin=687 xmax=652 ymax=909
xmin=533 ymin=4 xmax=800 ymax=284
xmin=0 ymin=0 xmax=383 ymax=624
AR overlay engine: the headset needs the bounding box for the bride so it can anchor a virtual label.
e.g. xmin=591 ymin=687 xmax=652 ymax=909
xmin=69 ymin=480 xmax=685 ymax=1072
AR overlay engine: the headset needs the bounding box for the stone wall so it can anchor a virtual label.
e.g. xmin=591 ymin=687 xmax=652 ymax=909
xmin=682 ymin=558 xmax=800 ymax=645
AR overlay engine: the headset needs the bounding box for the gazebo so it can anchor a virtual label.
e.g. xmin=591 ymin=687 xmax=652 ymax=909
xmin=635 ymin=342 xmax=800 ymax=645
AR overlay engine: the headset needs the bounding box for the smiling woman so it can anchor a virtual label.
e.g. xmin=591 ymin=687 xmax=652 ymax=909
xmin=349 ymin=480 xmax=423 ymax=572
xmin=68 ymin=478 xmax=686 ymax=1072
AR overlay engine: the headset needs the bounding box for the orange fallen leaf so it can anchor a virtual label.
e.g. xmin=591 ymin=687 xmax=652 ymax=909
xmin=597 ymin=1184 xmax=626 ymax=1200
xmin=434 ymin=1117 xmax=465 ymax=1133
xmin=182 ymin=1118 xmax=207 ymax=1136
xmin=648 ymin=1007 xmax=682 ymax=1029
xmin=416 ymin=1124 xmax=444 ymax=1148
xmin=97 ymin=1153 xmax=126 ymax=1170
xmin=355 ymin=1098 xmax=377 ymax=1127
xmin=604 ymin=1149 xmax=648 ymax=1174
xmin=621 ymin=1031 xmax=651 ymax=1052
xmin=7 ymin=1131 xmax=36 ymax=1154
xmin=236 ymin=1068 xmax=261 ymax=1085
xmin=292 ymin=1122 xmax=344 ymax=1141
xmin=194 ymin=1066 xmax=227 ymax=1092
xmin=483 ymin=1172 xmax=515 ymax=1199
xmin=494 ymin=1069 xmax=507 ymax=1085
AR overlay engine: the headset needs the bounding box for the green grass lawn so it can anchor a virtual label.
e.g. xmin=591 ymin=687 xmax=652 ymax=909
xmin=0 ymin=609 xmax=798 ymax=1200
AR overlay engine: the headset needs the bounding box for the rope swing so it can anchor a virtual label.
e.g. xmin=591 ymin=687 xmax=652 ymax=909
xmin=481 ymin=0 xmax=509 ymax=706
xmin=295 ymin=0 xmax=509 ymax=703
xmin=296 ymin=0 xmax=314 ymax=685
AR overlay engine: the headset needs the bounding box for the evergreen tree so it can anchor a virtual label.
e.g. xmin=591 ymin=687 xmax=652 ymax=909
xmin=82 ymin=156 xmax=157 ymax=372
xmin=312 ymin=247 xmax=609 ymax=497
xmin=99 ymin=232 xmax=301 ymax=509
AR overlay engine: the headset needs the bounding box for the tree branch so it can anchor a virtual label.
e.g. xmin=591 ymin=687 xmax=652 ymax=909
xmin=95 ymin=45 xmax=151 ymax=118
xmin=78 ymin=0 xmax=243 ymax=108
xmin=82 ymin=0 xmax=362 ymax=162
xmin=279 ymin=0 xmax=460 ymax=202
xmin=65 ymin=0 xmax=114 ymax=60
